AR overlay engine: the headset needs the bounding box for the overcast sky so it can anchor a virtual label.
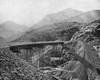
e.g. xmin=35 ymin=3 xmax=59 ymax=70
xmin=0 ymin=0 xmax=100 ymax=27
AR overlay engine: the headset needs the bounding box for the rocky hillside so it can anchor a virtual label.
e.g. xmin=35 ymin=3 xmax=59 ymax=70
xmin=0 ymin=48 xmax=50 ymax=80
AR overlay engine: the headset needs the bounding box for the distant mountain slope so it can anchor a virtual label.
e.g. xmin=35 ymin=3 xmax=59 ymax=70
xmin=0 ymin=36 xmax=6 ymax=47
xmin=66 ymin=10 xmax=100 ymax=23
xmin=31 ymin=8 xmax=83 ymax=28
xmin=0 ymin=21 xmax=28 ymax=42
xmin=12 ymin=22 xmax=84 ymax=43
xmin=40 ymin=8 xmax=83 ymax=23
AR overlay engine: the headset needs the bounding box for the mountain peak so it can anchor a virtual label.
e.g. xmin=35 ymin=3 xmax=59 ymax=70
xmin=63 ymin=8 xmax=81 ymax=12
xmin=34 ymin=8 xmax=83 ymax=27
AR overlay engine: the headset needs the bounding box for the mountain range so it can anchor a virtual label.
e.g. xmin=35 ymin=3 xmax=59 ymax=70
xmin=12 ymin=9 xmax=100 ymax=43
xmin=0 ymin=8 xmax=100 ymax=46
